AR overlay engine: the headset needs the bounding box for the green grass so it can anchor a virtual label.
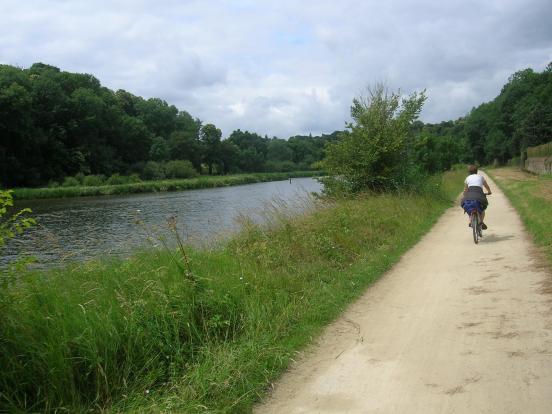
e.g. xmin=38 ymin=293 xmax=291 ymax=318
xmin=0 ymin=169 xmax=465 ymax=413
xmin=487 ymin=167 xmax=552 ymax=265
xmin=12 ymin=171 xmax=321 ymax=200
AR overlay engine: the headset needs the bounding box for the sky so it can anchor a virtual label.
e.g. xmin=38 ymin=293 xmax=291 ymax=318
xmin=1 ymin=0 xmax=551 ymax=138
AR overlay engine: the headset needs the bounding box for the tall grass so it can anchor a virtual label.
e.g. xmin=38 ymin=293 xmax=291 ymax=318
xmin=12 ymin=171 xmax=321 ymax=200
xmin=0 ymin=170 xmax=465 ymax=413
xmin=488 ymin=167 xmax=552 ymax=264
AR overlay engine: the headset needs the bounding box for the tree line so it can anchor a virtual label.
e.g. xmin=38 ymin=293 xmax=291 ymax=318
xmin=2 ymin=62 xmax=550 ymax=189
xmin=322 ymin=63 xmax=552 ymax=194
xmin=0 ymin=63 xmax=338 ymax=188
xmin=413 ymin=63 xmax=552 ymax=173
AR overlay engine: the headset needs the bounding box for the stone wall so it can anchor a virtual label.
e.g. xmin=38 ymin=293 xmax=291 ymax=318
xmin=525 ymin=156 xmax=552 ymax=175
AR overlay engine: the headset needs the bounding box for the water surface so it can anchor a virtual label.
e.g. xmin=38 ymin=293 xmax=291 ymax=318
xmin=4 ymin=178 xmax=322 ymax=267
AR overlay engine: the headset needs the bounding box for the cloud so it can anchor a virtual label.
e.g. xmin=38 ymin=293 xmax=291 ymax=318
xmin=1 ymin=0 xmax=551 ymax=137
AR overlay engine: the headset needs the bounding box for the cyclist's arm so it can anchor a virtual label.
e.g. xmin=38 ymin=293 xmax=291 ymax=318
xmin=463 ymin=183 xmax=468 ymax=194
xmin=483 ymin=179 xmax=492 ymax=195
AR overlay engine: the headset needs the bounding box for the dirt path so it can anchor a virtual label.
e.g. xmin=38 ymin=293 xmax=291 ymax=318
xmin=255 ymin=174 xmax=552 ymax=413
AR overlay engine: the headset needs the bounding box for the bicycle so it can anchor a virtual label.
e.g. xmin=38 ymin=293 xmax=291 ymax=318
xmin=469 ymin=207 xmax=483 ymax=244
xmin=463 ymin=193 xmax=490 ymax=244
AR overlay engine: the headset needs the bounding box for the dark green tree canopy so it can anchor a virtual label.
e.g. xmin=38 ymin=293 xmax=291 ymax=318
xmin=0 ymin=63 xmax=333 ymax=187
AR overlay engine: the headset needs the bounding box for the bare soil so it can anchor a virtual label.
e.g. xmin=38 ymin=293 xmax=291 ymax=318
xmin=255 ymin=173 xmax=552 ymax=414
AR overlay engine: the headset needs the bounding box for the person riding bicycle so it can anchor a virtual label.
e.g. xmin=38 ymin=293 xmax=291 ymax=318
xmin=461 ymin=164 xmax=492 ymax=229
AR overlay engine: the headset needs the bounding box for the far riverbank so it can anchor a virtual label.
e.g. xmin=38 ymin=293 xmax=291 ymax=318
xmin=12 ymin=171 xmax=322 ymax=200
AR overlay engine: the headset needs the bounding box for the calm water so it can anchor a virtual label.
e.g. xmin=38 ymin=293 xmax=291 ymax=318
xmin=3 ymin=178 xmax=322 ymax=267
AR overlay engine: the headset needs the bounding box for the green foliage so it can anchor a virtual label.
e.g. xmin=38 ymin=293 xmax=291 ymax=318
xmin=413 ymin=64 xmax=552 ymax=167
xmin=164 ymin=160 xmax=199 ymax=179
xmin=200 ymin=123 xmax=222 ymax=175
xmin=142 ymin=161 xmax=166 ymax=180
xmin=62 ymin=176 xmax=79 ymax=187
xmin=0 ymin=190 xmax=36 ymax=249
xmin=413 ymin=131 xmax=465 ymax=173
xmin=82 ymin=174 xmax=106 ymax=186
xmin=2 ymin=62 xmax=550 ymax=187
xmin=106 ymin=173 xmax=126 ymax=185
xmin=127 ymin=173 xmax=142 ymax=183
xmin=265 ymin=160 xmax=297 ymax=172
xmin=322 ymin=84 xmax=426 ymax=193
xmin=149 ymin=136 xmax=170 ymax=162
xmin=0 ymin=62 xmax=334 ymax=188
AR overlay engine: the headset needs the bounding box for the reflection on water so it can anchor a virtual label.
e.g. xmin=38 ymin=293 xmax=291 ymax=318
xmin=3 ymin=178 xmax=322 ymax=267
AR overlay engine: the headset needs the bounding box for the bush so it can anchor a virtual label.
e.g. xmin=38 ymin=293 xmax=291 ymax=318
xmin=75 ymin=172 xmax=85 ymax=184
xmin=82 ymin=175 xmax=105 ymax=187
xmin=127 ymin=173 xmax=142 ymax=183
xmin=47 ymin=180 xmax=60 ymax=188
xmin=322 ymin=84 xmax=426 ymax=193
xmin=0 ymin=190 xmax=36 ymax=249
xmin=264 ymin=160 xmax=297 ymax=172
xmin=164 ymin=160 xmax=198 ymax=179
xmin=62 ymin=176 xmax=79 ymax=187
xmin=106 ymin=173 xmax=126 ymax=185
xmin=142 ymin=161 xmax=166 ymax=180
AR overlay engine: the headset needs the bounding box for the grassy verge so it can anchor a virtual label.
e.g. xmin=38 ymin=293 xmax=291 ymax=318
xmin=0 ymin=170 xmax=464 ymax=413
xmin=12 ymin=171 xmax=321 ymax=200
xmin=487 ymin=167 xmax=552 ymax=265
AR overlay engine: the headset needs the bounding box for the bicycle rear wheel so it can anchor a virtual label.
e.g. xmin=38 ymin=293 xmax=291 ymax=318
xmin=472 ymin=212 xmax=479 ymax=244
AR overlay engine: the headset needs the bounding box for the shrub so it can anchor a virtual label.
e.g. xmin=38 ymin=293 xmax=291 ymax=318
xmin=62 ymin=176 xmax=80 ymax=187
xmin=47 ymin=180 xmax=60 ymax=188
xmin=0 ymin=190 xmax=36 ymax=249
xmin=74 ymin=172 xmax=85 ymax=184
xmin=106 ymin=173 xmax=126 ymax=185
xmin=142 ymin=161 xmax=166 ymax=180
xmin=322 ymin=84 xmax=426 ymax=193
xmin=265 ymin=160 xmax=297 ymax=172
xmin=82 ymin=175 xmax=106 ymax=186
xmin=128 ymin=173 xmax=142 ymax=183
xmin=164 ymin=160 xmax=198 ymax=179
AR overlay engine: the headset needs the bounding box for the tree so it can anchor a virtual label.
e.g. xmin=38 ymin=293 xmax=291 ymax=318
xmin=200 ymin=124 xmax=222 ymax=174
xmin=168 ymin=130 xmax=202 ymax=170
xmin=149 ymin=136 xmax=170 ymax=162
xmin=322 ymin=84 xmax=426 ymax=193
xmin=227 ymin=129 xmax=268 ymax=171
xmin=218 ymin=140 xmax=240 ymax=174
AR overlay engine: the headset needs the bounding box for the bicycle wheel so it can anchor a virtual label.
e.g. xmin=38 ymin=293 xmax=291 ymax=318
xmin=471 ymin=211 xmax=479 ymax=244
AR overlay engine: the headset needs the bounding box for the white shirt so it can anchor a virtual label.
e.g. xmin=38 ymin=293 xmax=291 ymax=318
xmin=465 ymin=174 xmax=485 ymax=189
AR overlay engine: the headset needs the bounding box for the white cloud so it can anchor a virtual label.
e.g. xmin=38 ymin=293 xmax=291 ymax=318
xmin=1 ymin=0 xmax=551 ymax=137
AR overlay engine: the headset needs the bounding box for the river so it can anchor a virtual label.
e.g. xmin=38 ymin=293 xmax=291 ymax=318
xmin=2 ymin=177 xmax=322 ymax=268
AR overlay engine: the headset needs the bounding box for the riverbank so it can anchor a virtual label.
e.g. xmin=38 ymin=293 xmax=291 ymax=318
xmin=12 ymin=171 xmax=321 ymax=200
xmin=487 ymin=167 xmax=552 ymax=266
xmin=0 ymin=170 xmax=464 ymax=413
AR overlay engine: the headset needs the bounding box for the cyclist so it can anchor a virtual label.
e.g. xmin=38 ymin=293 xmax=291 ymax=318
xmin=461 ymin=164 xmax=492 ymax=229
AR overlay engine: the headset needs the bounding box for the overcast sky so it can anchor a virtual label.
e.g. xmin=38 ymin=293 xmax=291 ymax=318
xmin=2 ymin=0 xmax=551 ymax=138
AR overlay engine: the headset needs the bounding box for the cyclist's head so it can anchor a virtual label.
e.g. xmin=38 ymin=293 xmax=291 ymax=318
xmin=468 ymin=164 xmax=478 ymax=174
